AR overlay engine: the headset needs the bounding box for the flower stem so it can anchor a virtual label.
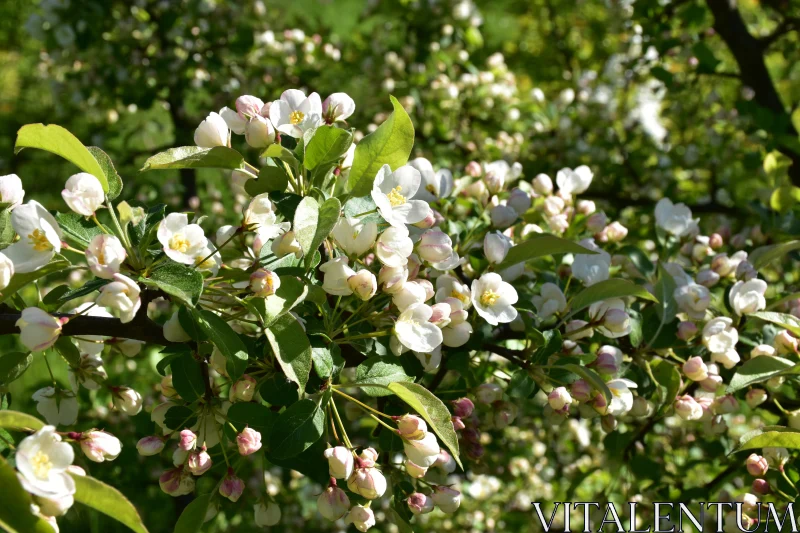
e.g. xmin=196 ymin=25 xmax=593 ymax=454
xmin=329 ymin=398 xmax=353 ymax=449
xmin=331 ymin=387 xmax=394 ymax=419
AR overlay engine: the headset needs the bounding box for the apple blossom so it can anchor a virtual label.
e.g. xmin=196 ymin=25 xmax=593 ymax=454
xmin=16 ymin=307 xmax=65 ymax=352
xmin=61 ymin=173 xmax=104 ymax=216
xmin=4 ymin=200 xmax=63 ymax=272
xmin=654 ymin=198 xmax=696 ymax=237
xmin=548 ymin=387 xmax=572 ymax=413
xmin=320 ymin=257 xmax=356 ymax=295
xmin=179 ymin=430 xmax=197 ymax=451
xmin=229 ymin=374 xmax=257 ymax=402
xmin=532 ymin=282 xmax=567 ymax=320
xmin=324 ymin=446 xmax=354 ymax=479
xmin=322 ymin=92 xmax=355 ymax=123
xmin=157 ymin=213 xmax=208 ymax=265
xmin=96 ymin=273 xmax=141 ymax=323
xmin=332 ymin=216 xmax=378 ymax=257
xmin=79 ymin=430 xmax=121 ymax=462
xmin=85 ymin=234 xmax=126 ymax=279
xmin=532 ymin=173 xmax=553 ymax=195
xmin=484 ymin=231 xmax=512 ymax=264
xmin=702 ymin=317 xmax=740 ymax=369
xmin=471 ymin=272 xmax=518 ymax=325
xmin=32 ymin=387 xmax=78 ymax=426
xmin=605 ymin=378 xmax=637 ymax=416
xmin=571 ymin=239 xmax=611 ymax=286
xmin=432 ymin=485 xmax=462 ymax=514
xmin=674 ymin=283 xmax=711 ymax=320
xmin=397 ymin=414 xmax=427 ymax=440
xmin=112 ymin=387 xmax=143 ymax=415
xmin=675 ymin=395 xmax=703 ymax=420
xmin=556 ymin=165 xmax=593 ymax=195
xmin=163 ymin=311 xmax=191 ymax=342
xmin=249 ymin=269 xmax=280 ymax=297
xmin=372 ymin=164 xmax=430 ymax=228
xmin=435 ymin=274 xmax=471 ymax=309
xmin=403 ymin=431 xmax=440 ymax=468
xmin=683 ymin=356 xmax=709 ymax=382
xmin=159 ymin=467 xmax=195 ymax=496
xmin=318 ymin=483 xmax=350 ymax=521
xmin=451 ymin=397 xmax=474 ymax=418
xmin=729 ymin=279 xmax=768 ymax=315
xmin=0 ymin=173 xmax=24 ymax=208
xmin=408 ymin=157 xmax=453 ymax=202
xmin=271 ymin=230 xmax=303 ymax=258
xmin=16 ymin=426 xmax=75 ymax=502
xmin=0 ymin=252 xmax=12 ymax=290
xmin=269 ymin=89 xmax=322 ymax=138
xmin=417 ymin=229 xmax=453 ymax=263
xmin=219 ymin=470 xmax=245 ymax=502
xmin=394 ymin=303 xmax=443 ymax=353
xmin=236 ymin=427 xmax=262 ymax=456
xmin=392 ymin=281 xmax=428 ymax=311
xmin=408 ymin=492 xmax=435 ymax=515
xmin=137 ymin=436 xmax=165 ymax=456
xmin=346 ymin=504 xmax=376 ymax=532
xmin=490 ymin=204 xmax=517 ymax=228
xmin=187 ymin=449 xmax=212 ymax=476
xmin=347 ymin=465 xmax=387 ymax=499
xmin=194 ymin=111 xmax=230 ymax=148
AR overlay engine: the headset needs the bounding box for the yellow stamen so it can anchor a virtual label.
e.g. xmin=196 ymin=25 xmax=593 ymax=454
xmin=31 ymin=450 xmax=53 ymax=479
xmin=28 ymin=229 xmax=53 ymax=252
xmin=289 ymin=110 xmax=305 ymax=125
xmin=169 ymin=234 xmax=190 ymax=253
xmin=450 ymin=289 xmax=469 ymax=304
xmin=426 ymin=184 xmax=437 ymax=194
xmin=386 ymin=186 xmax=406 ymax=207
xmin=480 ymin=289 xmax=500 ymax=307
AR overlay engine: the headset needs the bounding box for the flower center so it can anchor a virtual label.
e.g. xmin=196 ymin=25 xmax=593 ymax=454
xmin=31 ymin=450 xmax=53 ymax=479
xmin=387 ymin=186 xmax=406 ymax=207
xmin=169 ymin=234 xmax=190 ymax=253
xmin=480 ymin=289 xmax=500 ymax=307
xmin=28 ymin=229 xmax=53 ymax=252
xmin=426 ymin=184 xmax=437 ymax=194
xmin=450 ymin=289 xmax=469 ymax=304
xmin=289 ymin=110 xmax=305 ymax=125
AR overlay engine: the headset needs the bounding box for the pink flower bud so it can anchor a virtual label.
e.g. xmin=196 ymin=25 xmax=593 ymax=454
xmin=347 ymin=270 xmax=377 ymax=301
xmin=136 ymin=435 xmax=165 ymax=456
xmin=229 ymin=374 xmax=257 ymax=402
xmin=187 ymin=449 xmax=212 ymax=476
xmin=451 ymin=397 xmax=474 ymax=418
xmin=323 ymin=446 xmax=354 ymax=479
xmin=249 ymin=269 xmax=280 ymax=297
xmin=683 ymin=356 xmax=708 ymax=381
xmin=465 ymin=441 xmax=485 ymax=460
xmin=475 ymin=383 xmax=503 ymax=404
xmin=79 ymin=430 xmax=122 ymax=462
xmin=602 ymin=221 xmax=628 ymax=243
xmin=407 ymin=492 xmax=434 ymax=515
xmin=451 ymin=416 xmax=466 ymax=431
xmin=236 ymin=427 xmax=263 ymax=456
xmin=675 ymin=395 xmax=703 ymax=420
xmin=405 ymin=459 xmax=428 ymax=478
xmin=219 ymin=469 xmax=245 ymax=502
xmin=432 ymin=485 xmax=461 ymax=514
xmin=677 ymin=321 xmax=698 ymax=341
xmin=429 ymin=303 xmax=452 ymax=327
xmin=571 ymin=379 xmax=592 ymax=402
xmin=346 ymin=504 xmax=376 ymax=532
xmin=318 ymin=482 xmax=350 ymax=521
xmin=493 ymin=400 xmax=518 ymax=428
xmin=434 ymin=450 xmax=457 ymax=473
xmin=358 ymin=447 xmax=379 ymax=467
xmin=347 ymin=466 xmax=387 ymax=499
xmin=775 ymin=330 xmax=799 ymax=354
xmin=159 ymin=467 xmax=195 ymax=496
xmin=465 ymin=161 xmax=482 ymax=177
xmin=709 ymin=233 xmax=723 ymax=249
xmin=548 ymin=387 xmax=572 ymax=413
xmin=413 ymin=210 xmax=436 ymax=229
xmin=601 ymin=414 xmax=618 ymax=433
xmin=179 ymin=429 xmax=197 ymax=451
xmin=594 ymin=351 xmax=619 ymax=375
xmin=700 ymin=374 xmax=723 ymax=393
xmin=746 ymin=454 xmax=769 ymax=477
xmin=397 ymin=414 xmax=427 ymax=440
xmin=746 ymin=389 xmax=768 ymax=408
xmin=752 ymin=479 xmax=770 ymax=495
xmin=713 ymin=394 xmax=738 ymax=414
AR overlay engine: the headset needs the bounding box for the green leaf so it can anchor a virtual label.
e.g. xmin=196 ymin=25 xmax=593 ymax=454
xmin=304 ymin=126 xmax=353 ymax=170
xmin=265 ymin=313 xmax=313 ymax=392
xmin=191 ymin=309 xmax=249 ymax=381
xmin=343 ymin=195 xmax=385 ymax=226
xmin=15 ymin=123 xmax=108 ymax=192
xmin=647 ymin=264 xmax=677 ymax=347
xmin=0 ymin=410 xmax=44 ymax=431
xmin=496 ymin=234 xmax=596 ymax=271
xmin=0 ymin=352 xmax=32 ymax=385
xmin=143 ymin=262 xmax=204 ymax=307
xmin=164 ymin=405 xmax=196 ymax=430
xmin=54 ymin=336 xmax=81 ymax=367
xmin=71 ymin=473 xmax=149 ymax=533
xmin=348 ymin=96 xmax=415 ymax=196
xmin=727 ymin=356 xmax=798 ymax=393
xmin=293 ymin=197 xmax=340 ymax=270
xmin=260 ymin=374 xmax=300 ymax=406
xmin=55 ymin=212 xmax=103 ymax=248
xmin=250 ymin=275 xmax=308 ymax=327
xmin=263 ymin=144 xmax=300 ymax=166
xmin=173 ymin=494 xmax=211 ymax=533
xmin=567 ymin=279 xmax=657 ymax=316
xmin=0 ymin=257 xmax=71 ymax=305
xmin=507 ymin=369 xmax=537 ymax=399
xmin=562 ymin=364 xmax=612 ymax=403
xmin=227 ymin=402 xmax=277 ymax=435
xmin=57 ymin=278 xmax=111 ymax=304
xmin=750 ymin=311 xmax=800 ymax=337
xmin=269 ymin=391 xmax=330 ymax=459
xmin=651 ymin=358 xmax=681 ymax=415
xmin=531 ymin=329 xmax=562 ymax=365
xmin=0 ymin=457 xmax=57 ymax=533
xmin=244 ymin=166 xmax=289 ymax=196
xmin=354 ymin=357 xmax=414 ymax=397
xmin=733 ymin=426 xmax=800 ymax=453
xmin=0 ymin=209 xmax=15 ymax=246
xmin=618 ymin=245 xmax=655 ymax=276
xmin=171 ymin=353 xmax=206 ymax=401
xmin=265 ymin=434 xmax=329 ymax=484
xmin=387 ymin=382 xmax=462 ymax=470
xmin=88 ymin=146 xmax=123 ymax=200
xmin=41 ymin=285 xmax=70 ymax=311
xmin=156 ymin=345 xmax=192 ymax=376
xmin=141 ymin=146 xmax=245 ymax=171
xmin=750 ymin=241 xmax=800 ymax=270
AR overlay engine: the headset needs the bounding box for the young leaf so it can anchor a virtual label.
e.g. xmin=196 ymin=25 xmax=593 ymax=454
xmin=71 ymin=473 xmax=149 ymax=533
xmin=141 ymin=146 xmax=245 ymax=171
xmin=347 ymin=96 xmax=414 ymax=197
xmin=749 ymin=240 xmax=800 ymax=270
xmin=143 ymin=262 xmax=204 ymax=307
xmin=294 ymin=196 xmax=341 ymax=270
xmin=650 ymin=358 xmax=681 ymax=415
xmin=304 ymin=126 xmax=353 ymax=170
xmin=0 ymin=410 xmax=44 ymax=431
xmin=15 ymin=124 xmax=108 ymax=192
xmin=567 ymin=278 xmax=657 ymax=317
xmin=727 ymin=356 xmax=797 ymax=393
xmin=0 ymin=457 xmax=57 ymax=533
xmin=734 ymin=426 xmax=800 ymax=453
xmin=191 ymin=309 xmax=249 ymax=381
xmin=88 ymin=146 xmax=123 ymax=200
xmin=0 ymin=352 xmax=32 ymax=385
xmin=0 ymin=257 xmax=71 ymax=305
xmin=268 ymin=391 xmax=330 ymax=459
xmin=170 ymin=353 xmax=206 ymax=402
xmin=173 ymin=494 xmax=211 ymax=533
xmin=265 ymin=313 xmax=313 ymax=392
xmin=57 ymin=278 xmax=111 ymax=304
xmin=354 ymin=357 xmax=414 ymax=397
xmin=388 ymin=382 xmax=462 ymax=469
xmin=496 ymin=234 xmax=596 ymax=271
xmin=56 ymin=212 xmax=104 ymax=247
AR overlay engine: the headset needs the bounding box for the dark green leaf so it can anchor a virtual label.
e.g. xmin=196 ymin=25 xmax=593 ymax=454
xmin=567 ymin=278 xmax=656 ymax=317
xmin=141 ymin=146 xmax=245 ymax=171
xmin=173 ymin=494 xmax=211 ymax=533
xmin=244 ymin=166 xmax=290 ymax=196
xmin=171 ymin=353 xmax=206 ymax=401
xmin=54 ymin=336 xmax=81 ymax=367
xmin=250 ymin=275 xmax=308 ymax=327
xmin=269 ymin=391 xmax=329 ymax=459
xmin=227 ymin=402 xmax=277 ymax=435
xmin=266 ymin=313 xmax=313 ymax=392
xmin=164 ymin=406 xmax=196 ymax=430
xmin=56 ymin=212 xmax=103 ymax=248
xmin=142 ymin=262 xmax=204 ymax=307
xmin=750 ymin=311 xmax=800 ymax=337
xmin=71 ymin=473 xmax=149 ymax=533
xmin=651 ymin=358 xmax=681 ymax=415
xmin=57 ymin=278 xmax=111 ymax=304
xmin=354 ymin=357 xmax=414 ymax=397
xmin=191 ymin=309 xmax=249 ymax=381
xmin=0 ymin=352 xmax=32 ymax=385
xmin=507 ymin=369 xmax=537 ymax=399
xmin=259 ymin=374 xmax=299 ymax=406
xmin=88 ymin=146 xmax=123 ymax=200
xmin=156 ymin=345 xmax=192 ymax=376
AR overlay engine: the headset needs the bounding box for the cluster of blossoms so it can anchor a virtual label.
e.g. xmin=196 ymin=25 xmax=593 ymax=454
xmin=0 ymin=79 xmax=798 ymax=532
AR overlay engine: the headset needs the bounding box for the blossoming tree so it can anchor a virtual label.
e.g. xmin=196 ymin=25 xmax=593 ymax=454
xmin=0 ymin=86 xmax=799 ymax=532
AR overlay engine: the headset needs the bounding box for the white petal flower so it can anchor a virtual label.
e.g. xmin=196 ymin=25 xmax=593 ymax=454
xmin=16 ymin=426 xmax=76 ymax=501
xmin=471 ymin=272 xmax=518 ymax=326
xmin=85 ymin=234 xmax=126 ymax=279
xmin=571 ymin=239 xmax=610 ymax=286
xmin=0 ymin=174 xmax=25 ymax=208
xmin=61 ymin=173 xmax=104 ymax=216
xmin=375 ymin=226 xmax=414 ymax=267
xmin=409 ymin=158 xmax=453 ymax=202
xmin=194 ymin=111 xmax=230 ymax=148
xmin=702 ymin=317 xmax=740 ymax=369
xmin=532 ymin=282 xmax=567 ymax=320
xmin=395 ymin=303 xmax=444 ymax=353
xmin=606 ymin=378 xmax=637 ymax=416
xmin=674 ymin=283 xmax=711 ymax=320
xmin=4 ymin=200 xmax=63 ymax=273
xmin=269 ymin=89 xmax=323 ymax=138
xmin=96 ymin=273 xmax=141 ymax=323
xmin=729 ymin=279 xmax=767 ymax=316
xmin=16 ymin=307 xmax=64 ymax=352
xmin=0 ymin=252 xmax=14 ymax=290
xmin=319 ymin=257 xmax=356 ymax=296
xmin=556 ymin=165 xmax=593 ymax=195
xmin=32 ymin=387 xmax=79 ymax=426
xmin=654 ymin=198 xmax=696 ymax=237
xmin=414 ymin=346 xmax=442 ymax=372
xmin=371 ymin=164 xmax=431 ymax=228
xmin=435 ymin=275 xmax=471 ymax=309
xmin=243 ymin=193 xmax=281 ymax=230
xmin=157 ymin=213 xmax=208 ymax=265
xmin=322 ymin=92 xmax=356 ymax=123
xmin=403 ymin=432 xmax=440 ymax=468
xmin=332 ymin=216 xmax=378 ymax=257
xmin=484 ymin=231 xmax=512 ymax=264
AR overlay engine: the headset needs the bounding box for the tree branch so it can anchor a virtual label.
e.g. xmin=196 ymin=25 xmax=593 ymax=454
xmin=0 ymin=312 xmax=172 ymax=346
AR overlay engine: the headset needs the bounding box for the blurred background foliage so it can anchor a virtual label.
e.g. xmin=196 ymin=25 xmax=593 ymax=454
xmin=0 ymin=0 xmax=799 ymax=531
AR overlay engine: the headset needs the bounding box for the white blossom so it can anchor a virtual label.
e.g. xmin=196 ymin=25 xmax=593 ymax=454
xmin=729 ymin=279 xmax=767 ymax=315
xmin=85 ymin=234 xmax=126 ymax=279
xmin=331 ymin=216 xmax=377 ymax=257
xmin=395 ymin=303 xmax=443 ymax=353
xmin=371 ymin=164 xmax=431 ymax=228
xmin=194 ymin=111 xmax=230 ymax=148
xmin=0 ymin=173 xmax=25 ymax=208
xmin=409 ymin=157 xmax=453 ymax=202
xmin=96 ymin=273 xmax=141 ymax=324
xmin=4 ymin=200 xmax=63 ymax=273
xmin=556 ymin=165 xmax=593 ymax=195
xmin=157 ymin=213 xmax=208 ymax=265
xmin=471 ymin=272 xmax=518 ymax=326
xmin=32 ymin=387 xmax=79 ymax=426
xmin=269 ymin=89 xmax=322 ymax=138
xmin=654 ymin=198 xmax=696 ymax=237
xmin=61 ymin=173 xmax=104 ymax=216
xmin=16 ymin=426 xmax=76 ymax=502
